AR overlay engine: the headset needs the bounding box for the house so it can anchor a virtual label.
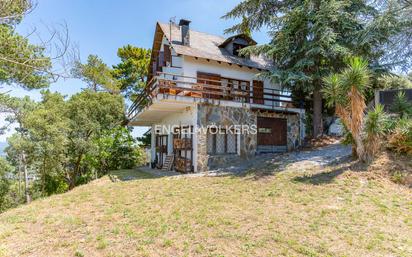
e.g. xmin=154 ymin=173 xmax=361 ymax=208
xmin=128 ymin=19 xmax=306 ymax=173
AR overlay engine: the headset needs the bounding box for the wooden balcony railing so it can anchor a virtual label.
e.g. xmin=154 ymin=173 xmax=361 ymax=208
xmin=128 ymin=72 xmax=294 ymax=120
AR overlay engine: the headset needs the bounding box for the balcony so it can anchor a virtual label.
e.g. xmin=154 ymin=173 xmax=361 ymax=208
xmin=128 ymin=72 xmax=301 ymax=124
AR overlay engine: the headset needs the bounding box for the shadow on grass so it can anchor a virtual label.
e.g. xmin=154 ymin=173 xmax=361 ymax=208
xmin=228 ymin=154 xmax=357 ymax=182
xmin=235 ymin=163 xmax=284 ymax=181
xmin=292 ymin=166 xmax=347 ymax=185
xmin=109 ymin=169 xmax=155 ymax=182
xmin=222 ymin=145 xmax=354 ymax=181
xmin=292 ymin=160 xmax=363 ymax=185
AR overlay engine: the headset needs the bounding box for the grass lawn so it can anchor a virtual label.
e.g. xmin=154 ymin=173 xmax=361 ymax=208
xmin=0 ymin=161 xmax=411 ymax=257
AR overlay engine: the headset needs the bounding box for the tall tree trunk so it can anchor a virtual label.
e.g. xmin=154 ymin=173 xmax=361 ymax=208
xmin=69 ymin=153 xmax=83 ymax=190
xmin=22 ymin=151 xmax=30 ymax=204
xmin=352 ymin=145 xmax=357 ymax=158
xmin=18 ymin=159 xmax=22 ymax=197
xmin=350 ymin=86 xmax=366 ymax=162
xmin=353 ymin=133 xmax=365 ymax=161
xmin=313 ymin=85 xmax=323 ymax=138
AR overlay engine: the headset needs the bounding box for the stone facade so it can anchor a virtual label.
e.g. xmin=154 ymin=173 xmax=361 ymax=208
xmin=196 ymin=104 xmax=257 ymax=172
xmin=196 ymin=104 xmax=304 ymax=172
xmin=255 ymin=110 xmax=302 ymax=151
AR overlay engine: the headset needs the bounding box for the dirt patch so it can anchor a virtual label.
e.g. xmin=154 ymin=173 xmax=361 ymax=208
xmin=367 ymin=151 xmax=412 ymax=187
xmin=304 ymin=135 xmax=342 ymax=149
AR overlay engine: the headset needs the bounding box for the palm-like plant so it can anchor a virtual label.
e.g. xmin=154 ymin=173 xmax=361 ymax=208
xmin=391 ymin=91 xmax=412 ymax=118
xmin=364 ymin=104 xmax=388 ymax=160
xmin=388 ymin=117 xmax=412 ymax=155
xmin=322 ymin=74 xmax=351 ymax=130
xmin=323 ymin=57 xmax=372 ymax=162
xmin=341 ymin=57 xmax=370 ymax=160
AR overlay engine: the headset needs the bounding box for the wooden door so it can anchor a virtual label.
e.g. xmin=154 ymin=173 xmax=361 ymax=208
xmin=197 ymin=72 xmax=222 ymax=99
xmin=155 ymin=135 xmax=168 ymax=168
xmin=257 ymin=117 xmax=287 ymax=146
xmin=253 ymin=80 xmax=264 ymax=104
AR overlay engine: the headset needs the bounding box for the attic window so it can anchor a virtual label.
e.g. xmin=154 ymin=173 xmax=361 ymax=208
xmin=233 ymin=43 xmax=246 ymax=57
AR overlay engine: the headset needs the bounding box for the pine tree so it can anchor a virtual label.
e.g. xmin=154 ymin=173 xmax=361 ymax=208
xmin=223 ymin=0 xmax=412 ymax=137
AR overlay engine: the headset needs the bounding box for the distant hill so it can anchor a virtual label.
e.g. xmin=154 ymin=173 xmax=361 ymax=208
xmin=0 ymin=142 xmax=7 ymax=157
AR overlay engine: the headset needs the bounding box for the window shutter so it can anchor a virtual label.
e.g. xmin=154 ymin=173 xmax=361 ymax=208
xmin=157 ymin=52 xmax=164 ymax=71
xmin=164 ymin=44 xmax=172 ymax=65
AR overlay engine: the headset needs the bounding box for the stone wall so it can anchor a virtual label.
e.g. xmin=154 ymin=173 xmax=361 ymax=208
xmin=255 ymin=110 xmax=302 ymax=151
xmin=196 ymin=104 xmax=304 ymax=172
xmin=196 ymin=104 xmax=257 ymax=172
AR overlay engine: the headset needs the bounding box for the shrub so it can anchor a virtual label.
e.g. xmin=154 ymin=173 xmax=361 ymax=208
xmin=364 ymin=104 xmax=389 ymax=159
xmin=391 ymin=91 xmax=412 ymax=118
xmin=0 ymin=158 xmax=11 ymax=212
xmin=388 ymin=117 xmax=412 ymax=155
xmin=378 ymin=74 xmax=412 ymax=89
xmin=84 ymin=126 xmax=145 ymax=179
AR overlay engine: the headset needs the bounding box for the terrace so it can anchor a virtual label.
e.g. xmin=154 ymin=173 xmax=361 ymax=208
xmin=128 ymin=72 xmax=303 ymax=125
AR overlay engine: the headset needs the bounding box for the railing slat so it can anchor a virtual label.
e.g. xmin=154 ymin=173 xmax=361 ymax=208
xmin=128 ymin=73 xmax=294 ymax=120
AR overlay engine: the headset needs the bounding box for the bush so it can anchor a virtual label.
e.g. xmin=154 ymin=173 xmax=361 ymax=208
xmin=84 ymin=126 xmax=146 ymax=178
xmin=364 ymin=104 xmax=389 ymax=159
xmin=0 ymin=158 xmax=11 ymax=212
xmin=388 ymin=117 xmax=412 ymax=155
xmin=378 ymin=74 xmax=412 ymax=89
xmin=391 ymin=91 xmax=412 ymax=118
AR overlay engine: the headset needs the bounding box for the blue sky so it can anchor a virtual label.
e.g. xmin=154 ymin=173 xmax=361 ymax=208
xmin=0 ymin=0 xmax=270 ymax=142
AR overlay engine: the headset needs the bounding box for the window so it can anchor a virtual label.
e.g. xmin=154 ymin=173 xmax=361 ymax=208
xmin=222 ymin=77 xmax=250 ymax=102
xmin=233 ymin=43 xmax=246 ymax=56
xmin=207 ymin=128 xmax=238 ymax=155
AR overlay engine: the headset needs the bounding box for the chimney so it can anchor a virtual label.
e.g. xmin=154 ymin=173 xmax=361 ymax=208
xmin=179 ymin=19 xmax=191 ymax=46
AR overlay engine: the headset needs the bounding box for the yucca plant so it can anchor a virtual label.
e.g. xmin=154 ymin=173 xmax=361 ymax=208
xmin=388 ymin=117 xmax=412 ymax=155
xmin=323 ymin=57 xmax=371 ymax=162
xmin=391 ymin=91 xmax=412 ymax=118
xmin=322 ymin=74 xmax=351 ymax=129
xmin=364 ymin=104 xmax=388 ymax=161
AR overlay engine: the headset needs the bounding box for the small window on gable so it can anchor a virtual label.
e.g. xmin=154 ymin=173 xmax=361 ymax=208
xmin=233 ymin=43 xmax=246 ymax=57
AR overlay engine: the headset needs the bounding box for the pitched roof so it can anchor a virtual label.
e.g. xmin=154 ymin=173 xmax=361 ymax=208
xmin=157 ymin=22 xmax=271 ymax=71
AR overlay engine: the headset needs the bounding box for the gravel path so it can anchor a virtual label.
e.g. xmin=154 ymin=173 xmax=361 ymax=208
xmin=139 ymin=143 xmax=352 ymax=177
xmin=208 ymin=143 xmax=352 ymax=175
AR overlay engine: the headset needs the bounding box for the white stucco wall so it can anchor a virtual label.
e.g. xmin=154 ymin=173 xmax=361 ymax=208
xmin=151 ymin=104 xmax=198 ymax=171
xmin=182 ymin=56 xmax=279 ymax=88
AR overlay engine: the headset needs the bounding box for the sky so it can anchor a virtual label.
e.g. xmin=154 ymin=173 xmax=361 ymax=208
xmin=1 ymin=0 xmax=270 ymax=142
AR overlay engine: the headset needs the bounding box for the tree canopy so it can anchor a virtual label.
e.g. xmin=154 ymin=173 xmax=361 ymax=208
xmin=224 ymin=0 xmax=412 ymax=137
xmin=0 ymin=0 xmax=59 ymax=90
xmin=72 ymin=55 xmax=120 ymax=94
xmin=112 ymin=45 xmax=151 ymax=100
